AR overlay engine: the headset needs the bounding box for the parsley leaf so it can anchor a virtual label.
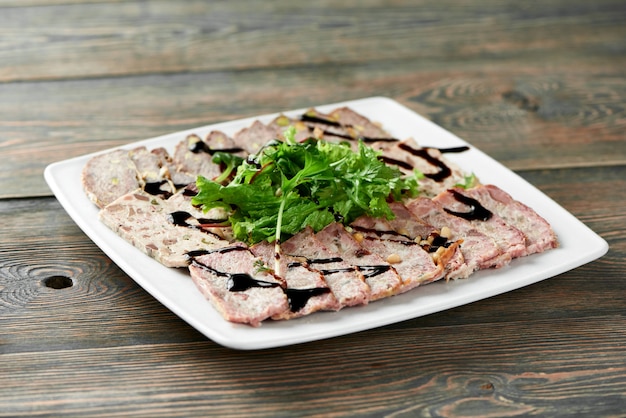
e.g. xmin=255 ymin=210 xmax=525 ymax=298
xmin=192 ymin=127 xmax=420 ymax=245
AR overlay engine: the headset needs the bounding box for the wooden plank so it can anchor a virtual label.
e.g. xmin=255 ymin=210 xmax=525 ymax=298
xmin=2 ymin=65 xmax=625 ymax=199
xmin=1 ymin=166 xmax=623 ymax=354
xmin=0 ymin=0 xmax=623 ymax=82
xmin=1 ymin=317 xmax=624 ymax=417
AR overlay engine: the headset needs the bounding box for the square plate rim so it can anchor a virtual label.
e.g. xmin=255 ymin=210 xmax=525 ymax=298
xmin=44 ymin=96 xmax=609 ymax=350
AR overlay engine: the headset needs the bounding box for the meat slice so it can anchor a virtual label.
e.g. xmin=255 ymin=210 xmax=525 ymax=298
xmin=99 ymin=190 xmax=230 ymax=267
xmin=350 ymin=216 xmax=445 ymax=292
xmin=388 ymin=202 xmax=439 ymax=242
xmin=315 ymin=223 xmax=402 ymax=301
xmin=406 ymin=197 xmax=504 ymax=279
xmin=128 ymin=146 xmax=176 ymax=198
xmin=267 ymin=115 xmax=317 ymax=142
xmin=433 ymin=188 xmax=527 ymax=261
xmin=458 ymin=185 xmax=558 ymax=255
xmin=281 ymin=227 xmax=370 ymax=308
xmin=172 ymin=133 xmax=227 ymax=181
xmin=188 ymin=245 xmax=289 ymax=327
xmin=380 ymin=140 xmax=468 ymax=197
xmin=232 ymin=120 xmax=279 ymax=155
xmin=150 ymin=147 xmax=197 ymax=188
xmin=329 ymin=107 xmax=397 ymax=145
xmin=250 ymin=241 xmax=340 ymax=319
xmin=82 ymin=149 xmax=141 ymax=208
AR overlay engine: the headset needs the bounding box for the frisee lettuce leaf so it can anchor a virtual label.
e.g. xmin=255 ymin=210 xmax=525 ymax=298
xmin=192 ymin=127 xmax=420 ymax=245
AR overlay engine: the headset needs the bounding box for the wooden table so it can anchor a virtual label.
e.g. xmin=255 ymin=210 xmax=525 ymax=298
xmin=2 ymin=1 xmax=624 ymax=416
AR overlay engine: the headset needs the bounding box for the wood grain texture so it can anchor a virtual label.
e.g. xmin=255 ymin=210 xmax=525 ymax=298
xmin=1 ymin=1 xmax=624 ymax=416
xmin=3 ymin=189 xmax=620 ymax=415
xmin=1 ymin=318 xmax=624 ymax=417
xmin=0 ymin=0 xmax=623 ymax=82
xmin=2 ymin=67 xmax=625 ymax=199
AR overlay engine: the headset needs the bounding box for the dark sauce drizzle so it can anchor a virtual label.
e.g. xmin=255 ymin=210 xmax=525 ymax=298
xmin=444 ymin=190 xmax=493 ymax=221
xmin=300 ymin=113 xmax=399 ymax=143
xmin=379 ymin=145 xmax=470 ymax=181
xmin=187 ymin=246 xmax=330 ymax=313
xmin=398 ymin=143 xmax=451 ymax=182
xmin=306 ymin=257 xmax=344 ymax=265
xmin=168 ymin=211 xmax=226 ymax=238
xmin=189 ymin=139 xmax=243 ymax=155
xmin=144 ymin=180 xmax=173 ymax=199
xmin=357 ymin=265 xmax=391 ymax=278
xmin=284 ymin=288 xmax=330 ymax=312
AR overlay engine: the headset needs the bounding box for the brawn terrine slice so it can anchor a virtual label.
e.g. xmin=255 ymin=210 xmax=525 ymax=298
xmin=432 ymin=188 xmax=528 ymax=262
xmin=250 ymin=241 xmax=340 ymax=319
xmin=281 ymin=227 xmax=371 ymax=308
xmin=315 ymin=223 xmax=403 ymax=301
xmin=188 ymin=245 xmax=289 ymax=327
xmin=406 ymin=197 xmax=504 ymax=279
xmin=82 ymin=149 xmax=141 ymax=209
xmin=453 ymin=184 xmax=558 ymax=255
xmin=99 ymin=190 xmax=230 ymax=268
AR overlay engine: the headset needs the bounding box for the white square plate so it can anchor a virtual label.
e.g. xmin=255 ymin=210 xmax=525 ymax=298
xmin=45 ymin=97 xmax=608 ymax=350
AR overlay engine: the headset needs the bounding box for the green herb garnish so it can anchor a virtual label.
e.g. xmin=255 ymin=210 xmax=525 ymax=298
xmin=454 ymin=173 xmax=478 ymax=189
xmin=192 ymin=127 xmax=420 ymax=246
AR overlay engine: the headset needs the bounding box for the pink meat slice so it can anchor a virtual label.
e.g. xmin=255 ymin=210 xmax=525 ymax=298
xmin=188 ymin=245 xmax=289 ymax=327
xmin=406 ymin=197 xmax=504 ymax=279
xmin=315 ymin=223 xmax=402 ymax=301
xmin=250 ymin=241 xmax=340 ymax=319
xmin=350 ymin=216 xmax=444 ymax=292
xmin=433 ymin=188 xmax=528 ymax=260
xmin=281 ymin=228 xmax=370 ymax=308
xmin=459 ymin=184 xmax=558 ymax=255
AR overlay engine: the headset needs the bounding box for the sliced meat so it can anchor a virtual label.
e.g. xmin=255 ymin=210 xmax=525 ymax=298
xmin=82 ymin=149 xmax=141 ymax=209
xmin=359 ymin=236 xmax=443 ymax=292
xmin=150 ymin=147 xmax=197 ymax=188
xmin=267 ymin=115 xmax=316 ymax=142
xmin=388 ymin=202 xmax=439 ymax=242
xmin=172 ymin=133 xmax=224 ymax=181
xmin=188 ymin=245 xmax=289 ymax=327
xmin=329 ymin=107 xmax=398 ymax=145
xmin=458 ymin=184 xmax=558 ymax=255
xmin=406 ymin=197 xmax=504 ymax=279
xmin=99 ymin=190 xmax=230 ymax=267
xmin=315 ymin=223 xmax=402 ymax=301
xmin=232 ymin=120 xmax=279 ymax=155
xmin=433 ymin=188 xmax=528 ymax=260
xmin=281 ymin=227 xmax=370 ymax=308
xmin=250 ymin=241 xmax=340 ymax=319
xmin=129 ymin=146 xmax=176 ymax=198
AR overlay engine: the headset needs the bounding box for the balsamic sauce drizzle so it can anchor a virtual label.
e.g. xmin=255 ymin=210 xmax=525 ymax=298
xmin=188 ymin=139 xmax=243 ymax=155
xmin=300 ymin=113 xmax=399 ymax=143
xmin=284 ymin=288 xmax=331 ymax=312
xmin=357 ymin=264 xmax=391 ymax=278
xmin=398 ymin=143 xmax=452 ymax=182
xmin=168 ymin=211 xmax=227 ymax=238
xmin=144 ymin=180 xmax=173 ymax=199
xmin=187 ymin=246 xmax=331 ymax=313
xmin=444 ymin=190 xmax=493 ymax=221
